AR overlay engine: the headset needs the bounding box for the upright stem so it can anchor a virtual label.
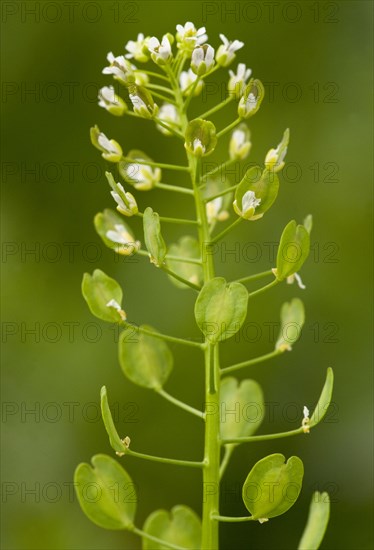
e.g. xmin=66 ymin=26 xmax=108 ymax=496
xmin=170 ymin=65 xmax=221 ymax=550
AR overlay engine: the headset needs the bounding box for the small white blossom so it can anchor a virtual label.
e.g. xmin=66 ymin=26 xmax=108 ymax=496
xmin=206 ymin=196 xmax=229 ymax=225
xmin=179 ymin=69 xmax=204 ymax=96
xmin=192 ymin=138 xmax=205 ymax=156
xmin=191 ymin=44 xmax=215 ymax=76
xmin=98 ymin=86 xmax=126 ymax=116
xmin=148 ymin=35 xmax=172 ymax=65
xmin=110 ymin=183 xmax=138 ymax=217
xmin=125 ymin=162 xmax=161 ymax=191
xmin=91 ymin=126 xmax=123 ymax=162
xmin=228 ymin=63 xmax=252 ymax=97
xmin=302 ymin=405 xmax=310 ymax=433
xmin=106 ymin=298 xmax=126 ymax=321
xmin=106 ymin=224 xmax=141 ymax=255
xmin=176 ymin=22 xmax=207 ymax=50
xmin=216 ymin=34 xmax=244 ymax=67
xmin=125 ymin=33 xmax=150 ymax=63
xmin=156 ymin=103 xmax=180 ymax=136
xmin=287 ymin=272 xmax=306 ymax=290
xmin=238 ymin=92 xmax=257 ymax=117
xmin=265 ymin=129 xmax=289 ymax=173
xmin=229 ymin=126 xmax=251 ymax=160
xmin=233 ymin=190 xmax=261 ymax=220
xmin=129 ymin=91 xmax=157 ymax=119
xmin=102 ymin=52 xmax=134 ymax=85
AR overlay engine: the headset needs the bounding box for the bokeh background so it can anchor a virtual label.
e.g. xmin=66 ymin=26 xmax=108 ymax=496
xmin=1 ymin=1 xmax=373 ymax=549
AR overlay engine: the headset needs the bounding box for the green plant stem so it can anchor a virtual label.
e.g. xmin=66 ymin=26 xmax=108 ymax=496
xmin=249 ymin=278 xmax=279 ymax=299
xmin=183 ymin=76 xmax=202 ymax=112
xmin=137 ymin=70 xmax=170 ymax=82
xmin=235 ymin=269 xmax=274 ymax=285
xmin=125 ymin=448 xmax=204 ymax=468
xmin=156 ymin=388 xmax=205 ymax=420
xmin=170 ymin=64 xmax=221 ymax=550
xmin=147 ymin=83 xmax=175 ymax=95
xmin=154 ymin=118 xmax=184 ymax=139
xmin=222 ymin=427 xmax=307 ymax=445
xmin=131 ymin=527 xmax=189 ymax=550
xmin=136 ymin=212 xmax=197 ymax=225
xmin=203 ymin=184 xmax=238 ymax=203
xmin=121 ymin=156 xmax=190 ymax=172
xmin=154 ymin=182 xmax=194 ymax=195
xmin=160 ymin=265 xmax=201 ymax=291
xmin=211 ymin=515 xmax=254 ymax=523
xmin=198 ymin=95 xmax=235 ymax=119
xmin=137 ymin=249 xmax=202 ymax=266
xmin=210 ymin=217 xmax=243 ymax=244
xmin=219 ymin=444 xmax=235 ymax=479
xmin=124 ymin=322 xmax=204 ymax=349
xmin=201 ymin=158 xmax=237 ymax=180
xmin=149 ymin=90 xmax=178 ymax=104
xmin=221 ymin=349 xmax=284 ymax=374
xmin=216 ymin=117 xmax=242 ymax=139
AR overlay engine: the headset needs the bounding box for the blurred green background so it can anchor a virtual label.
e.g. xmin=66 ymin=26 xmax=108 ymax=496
xmin=1 ymin=1 xmax=373 ymax=549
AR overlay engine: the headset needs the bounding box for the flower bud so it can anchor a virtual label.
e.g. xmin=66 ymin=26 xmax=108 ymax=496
xmin=119 ymin=150 xmax=161 ymax=191
xmin=156 ymin=104 xmax=180 ymax=136
xmin=98 ymin=86 xmax=127 ymax=116
xmin=90 ymin=126 xmax=123 ymax=162
xmin=129 ymin=86 xmax=158 ymax=119
xmin=228 ymin=63 xmax=252 ymax=99
xmin=229 ymin=124 xmax=251 ymax=160
xmin=148 ymin=35 xmax=173 ymax=66
xmin=191 ymin=44 xmax=215 ymax=76
xmin=184 ymin=118 xmax=217 ymax=157
xmin=238 ymin=79 xmax=265 ymax=119
xmin=125 ymin=33 xmax=150 ymax=63
xmin=216 ymin=34 xmax=244 ymax=67
xmin=102 ymin=52 xmax=135 ymax=87
xmin=179 ymin=69 xmax=204 ymax=96
xmin=105 ymin=172 xmax=138 ymax=216
xmin=265 ymin=129 xmax=289 ymax=173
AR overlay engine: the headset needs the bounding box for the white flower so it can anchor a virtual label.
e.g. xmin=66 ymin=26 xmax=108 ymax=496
xmin=180 ymin=69 xmax=204 ymax=96
xmin=238 ymin=91 xmax=257 ymax=117
xmin=106 ymin=299 xmax=126 ymax=321
xmin=90 ymin=126 xmax=123 ymax=162
xmin=110 ymin=183 xmax=138 ymax=217
xmin=216 ymin=34 xmax=244 ymax=67
xmin=265 ymin=129 xmax=290 ymax=173
xmin=238 ymin=79 xmax=264 ymax=119
xmin=228 ymin=63 xmax=252 ymax=97
xmin=156 ymin=103 xmax=180 ymax=136
xmin=125 ymin=33 xmax=150 ymax=63
xmin=98 ymin=86 xmax=126 ymax=116
xmin=148 ymin=35 xmax=172 ymax=65
xmin=125 ymin=162 xmax=161 ymax=191
xmin=191 ymin=44 xmax=215 ymax=76
xmin=176 ymin=22 xmax=207 ymax=50
xmin=233 ymin=190 xmax=261 ymax=220
xmin=192 ymin=138 xmax=205 ymax=156
xmin=229 ymin=125 xmax=251 ymax=160
xmin=106 ymin=224 xmax=141 ymax=255
xmin=287 ymin=272 xmax=306 ymax=290
xmin=206 ymin=196 xmax=229 ymax=225
xmin=302 ymin=405 xmax=310 ymax=433
xmin=102 ymin=52 xmax=135 ymax=85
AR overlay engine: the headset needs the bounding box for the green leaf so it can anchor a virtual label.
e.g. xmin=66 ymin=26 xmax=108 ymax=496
xmin=74 ymin=454 xmax=136 ymax=530
xmin=194 ymin=277 xmax=248 ymax=343
xmin=275 ymin=298 xmax=305 ymax=351
xmin=142 ymin=505 xmax=202 ymax=550
xmin=100 ymin=386 xmax=127 ymax=455
xmin=166 ymin=236 xmax=203 ymax=289
xmin=119 ymin=325 xmax=173 ymax=389
xmin=82 ymin=269 xmax=126 ymax=323
xmin=233 ymin=166 xmax=279 ymax=220
xmin=143 ymin=207 xmax=167 ymax=266
xmin=276 ymin=220 xmax=310 ymax=281
xmin=310 ymin=368 xmax=334 ymax=427
xmin=242 ymin=453 xmax=304 ymax=522
xmin=184 ymin=118 xmax=217 ymax=157
xmin=298 ymin=492 xmax=330 ymax=550
xmin=220 ymin=377 xmax=264 ymax=440
xmin=94 ymin=209 xmax=140 ymax=256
